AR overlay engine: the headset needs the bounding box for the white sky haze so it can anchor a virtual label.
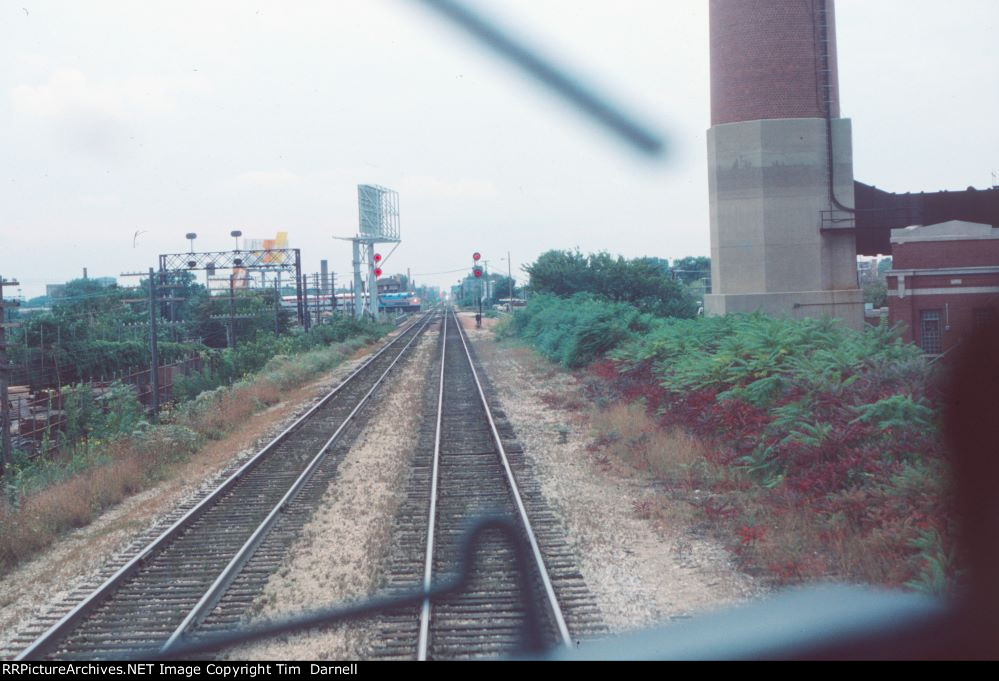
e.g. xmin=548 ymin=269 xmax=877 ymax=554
xmin=2 ymin=0 xmax=997 ymax=297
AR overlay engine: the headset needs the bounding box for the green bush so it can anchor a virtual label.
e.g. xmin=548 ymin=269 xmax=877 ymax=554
xmin=524 ymin=250 xmax=698 ymax=318
xmin=610 ymin=313 xmax=926 ymax=394
xmin=4 ymin=317 xmax=390 ymax=501
xmin=59 ymin=382 xmax=147 ymax=445
xmin=173 ymin=318 xmax=388 ymax=401
xmin=502 ymin=293 xmax=651 ymax=368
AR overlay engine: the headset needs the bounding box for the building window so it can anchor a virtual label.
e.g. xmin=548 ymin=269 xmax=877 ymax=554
xmin=973 ymin=307 xmax=996 ymax=330
xmin=920 ymin=309 xmax=943 ymax=354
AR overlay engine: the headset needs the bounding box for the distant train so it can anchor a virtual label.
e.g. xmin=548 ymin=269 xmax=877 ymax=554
xmin=378 ymin=291 xmax=422 ymax=313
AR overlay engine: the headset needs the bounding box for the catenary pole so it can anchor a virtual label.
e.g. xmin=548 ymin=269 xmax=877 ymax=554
xmin=147 ymin=268 xmax=160 ymax=421
xmin=0 ymin=276 xmax=20 ymax=471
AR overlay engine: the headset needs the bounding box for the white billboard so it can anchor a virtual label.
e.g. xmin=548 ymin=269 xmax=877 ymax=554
xmin=358 ymin=185 xmax=400 ymax=240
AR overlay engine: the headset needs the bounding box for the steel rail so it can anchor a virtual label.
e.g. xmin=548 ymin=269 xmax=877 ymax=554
xmin=15 ymin=312 xmax=432 ymax=661
xmin=417 ymin=313 xmax=447 ymax=660
xmin=115 ymin=516 xmax=547 ymax=661
xmin=162 ymin=311 xmax=436 ymax=653
xmin=449 ymin=307 xmax=573 ymax=649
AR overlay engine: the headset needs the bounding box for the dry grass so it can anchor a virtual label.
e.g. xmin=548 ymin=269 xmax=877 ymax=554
xmin=0 ymin=449 xmax=152 ymax=568
xmin=540 ymin=391 xmax=588 ymax=412
xmin=586 ymin=399 xmax=899 ymax=585
xmin=719 ymin=501 xmax=903 ymax=584
xmin=247 ymin=382 xmax=282 ymax=410
xmin=590 ymin=402 xmax=719 ymax=487
xmin=174 ymin=389 xmax=256 ymax=440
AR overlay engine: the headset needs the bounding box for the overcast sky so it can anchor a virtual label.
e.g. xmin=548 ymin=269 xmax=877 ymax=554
xmin=2 ymin=0 xmax=997 ymax=298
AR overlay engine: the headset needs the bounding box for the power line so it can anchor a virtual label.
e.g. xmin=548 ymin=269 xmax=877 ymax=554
xmin=412 ymin=266 xmax=476 ymax=276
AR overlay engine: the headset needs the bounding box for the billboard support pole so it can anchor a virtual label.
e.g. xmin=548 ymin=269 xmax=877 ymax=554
xmin=355 ymin=184 xmax=402 ymax=323
xmin=352 ymin=239 xmax=363 ymax=320
xmin=367 ymin=241 xmax=378 ymax=320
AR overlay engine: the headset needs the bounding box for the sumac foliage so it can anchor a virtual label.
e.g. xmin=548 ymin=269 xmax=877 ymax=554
xmin=505 ymin=295 xmax=955 ymax=592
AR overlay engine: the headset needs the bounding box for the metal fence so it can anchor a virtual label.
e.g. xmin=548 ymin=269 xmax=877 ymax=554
xmin=6 ymin=355 xmax=205 ymax=457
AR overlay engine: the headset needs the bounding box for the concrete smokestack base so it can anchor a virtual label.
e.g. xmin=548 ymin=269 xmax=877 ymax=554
xmin=704 ymin=116 xmax=864 ymax=330
xmin=704 ymin=289 xmax=864 ymax=325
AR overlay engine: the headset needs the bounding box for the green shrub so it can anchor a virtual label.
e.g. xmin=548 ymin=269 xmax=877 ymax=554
xmin=524 ymin=249 xmax=698 ymax=317
xmin=502 ymin=293 xmax=651 ymax=368
xmin=172 ymin=318 xmax=387 ymax=401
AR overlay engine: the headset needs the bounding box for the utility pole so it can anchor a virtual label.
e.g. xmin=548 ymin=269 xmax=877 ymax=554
xmin=313 ymin=272 xmax=321 ymax=325
xmin=274 ymin=280 xmax=281 ymax=335
xmin=161 ymin=270 xmax=176 ymax=342
xmin=121 ymin=267 xmax=189 ymax=410
xmin=508 ymin=250 xmax=513 ymax=311
xmin=293 ymin=249 xmax=305 ymax=328
xmin=331 ymin=272 xmax=337 ymax=315
xmin=0 ymin=276 xmax=20 ymax=473
xmin=147 ymin=268 xmax=160 ymax=422
xmin=302 ymin=274 xmax=311 ymax=331
xmin=227 ymin=274 xmax=236 ymax=349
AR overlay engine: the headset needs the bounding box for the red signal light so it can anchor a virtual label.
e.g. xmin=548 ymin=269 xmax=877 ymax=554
xmin=374 ymin=253 xmax=382 ymax=263
xmin=472 ymin=252 xmax=481 ymax=261
xmin=473 ymin=267 xmax=483 ymax=278
xmin=374 ymin=267 xmax=383 ymax=277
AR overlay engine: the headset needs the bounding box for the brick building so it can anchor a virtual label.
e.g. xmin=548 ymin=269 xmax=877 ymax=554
xmin=886 ymin=221 xmax=999 ymax=355
xmin=376 ymin=276 xmax=404 ymax=294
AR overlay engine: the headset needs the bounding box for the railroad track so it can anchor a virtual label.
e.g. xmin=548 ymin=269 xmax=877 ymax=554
xmin=13 ymin=312 xmax=435 ymax=661
xmin=373 ymin=309 xmax=604 ymax=659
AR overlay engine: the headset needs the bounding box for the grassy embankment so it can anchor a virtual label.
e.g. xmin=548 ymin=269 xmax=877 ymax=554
xmin=0 ymin=319 xmax=390 ymax=573
xmin=499 ymin=293 xmax=953 ymax=593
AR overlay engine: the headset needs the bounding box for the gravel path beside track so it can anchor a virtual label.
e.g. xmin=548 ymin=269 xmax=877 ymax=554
xmin=459 ymin=313 xmax=760 ymax=633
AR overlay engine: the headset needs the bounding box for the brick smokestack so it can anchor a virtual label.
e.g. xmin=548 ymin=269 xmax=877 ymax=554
xmin=704 ymin=0 xmax=862 ymax=329
xmin=710 ymin=0 xmax=840 ymax=126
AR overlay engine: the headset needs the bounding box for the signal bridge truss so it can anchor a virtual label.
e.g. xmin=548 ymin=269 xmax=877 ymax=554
xmin=158 ymin=248 xmax=304 ymax=326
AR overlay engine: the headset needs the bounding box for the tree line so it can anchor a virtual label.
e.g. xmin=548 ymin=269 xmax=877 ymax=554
xmin=523 ymin=250 xmax=708 ymax=318
xmin=9 ymin=274 xmax=291 ymax=387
